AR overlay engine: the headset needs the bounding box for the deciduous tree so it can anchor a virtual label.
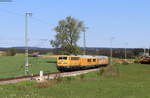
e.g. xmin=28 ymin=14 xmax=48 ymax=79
xmin=50 ymin=16 xmax=86 ymax=55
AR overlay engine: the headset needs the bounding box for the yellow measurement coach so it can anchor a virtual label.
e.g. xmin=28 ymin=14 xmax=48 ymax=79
xmin=57 ymin=55 xmax=109 ymax=72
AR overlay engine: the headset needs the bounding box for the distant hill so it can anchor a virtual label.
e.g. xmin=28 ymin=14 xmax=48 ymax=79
xmin=11 ymin=47 xmax=51 ymax=50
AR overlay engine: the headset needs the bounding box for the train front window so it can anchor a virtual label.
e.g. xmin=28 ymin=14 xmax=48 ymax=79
xmin=58 ymin=57 xmax=67 ymax=60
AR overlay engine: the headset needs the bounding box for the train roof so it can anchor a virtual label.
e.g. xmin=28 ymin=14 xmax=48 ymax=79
xmin=58 ymin=55 xmax=108 ymax=58
xmin=78 ymin=55 xmax=108 ymax=58
xmin=78 ymin=55 xmax=94 ymax=57
xmin=94 ymin=56 xmax=108 ymax=58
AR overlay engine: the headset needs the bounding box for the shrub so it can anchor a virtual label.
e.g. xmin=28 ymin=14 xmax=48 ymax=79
xmin=97 ymin=68 xmax=105 ymax=76
xmin=97 ymin=65 xmax=120 ymax=77
xmin=6 ymin=48 xmax=16 ymax=56
xmin=66 ymin=77 xmax=72 ymax=81
xmin=102 ymin=66 xmax=120 ymax=77
xmin=122 ymin=62 xmax=129 ymax=65
xmin=79 ymin=74 xmax=85 ymax=80
xmin=53 ymin=74 xmax=63 ymax=83
xmin=55 ymin=76 xmax=63 ymax=83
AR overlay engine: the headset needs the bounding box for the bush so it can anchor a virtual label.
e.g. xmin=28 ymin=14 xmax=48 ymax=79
xmin=79 ymin=74 xmax=85 ymax=80
xmin=102 ymin=66 xmax=120 ymax=77
xmin=6 ymin=48 xmax=16 ymax=56
xmin=66 ymin=77 xmax=72 ymax=81
xmin=97 ymin=68 xmax=105 ymax=76
xmin=55 ymin=76 xmax=63 ymax=83
xmin=122 ymin=62 xmax=129 ymax=65
xmin=97 ymin=66 xmax=120 ymax=77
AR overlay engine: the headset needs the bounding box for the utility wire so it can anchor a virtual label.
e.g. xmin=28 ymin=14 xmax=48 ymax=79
xmin=0 ymin=8 xmax=51 ymax=27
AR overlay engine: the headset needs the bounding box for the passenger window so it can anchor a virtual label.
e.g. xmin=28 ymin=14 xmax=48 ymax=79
xmin=71 ymin=57 xmax=80 ymax=60
xmin=93 ymin=59 xmax=96 ymax=62
xmin=87 ymin=59 xmax=91 ymax=62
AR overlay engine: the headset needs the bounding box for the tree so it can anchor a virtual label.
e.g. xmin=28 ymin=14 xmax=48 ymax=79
xmin=50 ymin=16 xmax=86 ymax=55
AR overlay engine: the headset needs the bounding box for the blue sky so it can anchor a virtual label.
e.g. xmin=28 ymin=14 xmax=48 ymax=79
xmin=0 ymin=0 xmax=150 ymax=48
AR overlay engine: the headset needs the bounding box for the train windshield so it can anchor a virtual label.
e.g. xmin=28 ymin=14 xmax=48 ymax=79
xmin=58 ymin=57 xmax=67 ymax=60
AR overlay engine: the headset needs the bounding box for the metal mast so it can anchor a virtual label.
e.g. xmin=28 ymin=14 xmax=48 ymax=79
xmin=83 ymin=27 xmax=88 ymax=55
xmin=110 ymin=37 xmax=114 ymax=66
xmin=83 ymin=31 xmax=86 ymax=55
xmin=125 ymin=43 xmax=128 ymax=60
xmin=25 ymin=13 xmax=32 ymax=75
xmin=147 ymin=46 xmax=150 ymax=56
xmin=144 ymin=47 xmax=146 ymax=56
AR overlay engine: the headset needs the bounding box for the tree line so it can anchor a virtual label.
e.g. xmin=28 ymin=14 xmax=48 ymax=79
xmin=0 ymin=47 xmax=146 ymax=59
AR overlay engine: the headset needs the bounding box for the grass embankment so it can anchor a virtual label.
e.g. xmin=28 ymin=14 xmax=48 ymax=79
xmin=1 ymin=63 xmax=150 ymax=98
xmin=0 ymin=54 xmax=58 ymax=78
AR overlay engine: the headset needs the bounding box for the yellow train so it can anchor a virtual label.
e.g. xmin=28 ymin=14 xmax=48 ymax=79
xmin=57 ymin=55 xmax=109 ymax=72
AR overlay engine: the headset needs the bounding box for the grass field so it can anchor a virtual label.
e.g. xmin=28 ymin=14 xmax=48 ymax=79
xmin=0 ymin=63 xmax=150 ymax=98
xmin=0 ymin=54 xmax=58 ymax=79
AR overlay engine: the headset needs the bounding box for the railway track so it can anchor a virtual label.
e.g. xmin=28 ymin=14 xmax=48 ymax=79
xmin=0 ymin=68 xmax=100 ymax=85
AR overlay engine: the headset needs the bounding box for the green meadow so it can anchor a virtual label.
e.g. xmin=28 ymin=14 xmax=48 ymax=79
xmin=0 ymin=63 xmax=150 ymax=98
xmin=0 ymin=54 xmax=58 ymax=79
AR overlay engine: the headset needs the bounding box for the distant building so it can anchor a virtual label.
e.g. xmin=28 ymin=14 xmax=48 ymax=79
xmin=139 ymin=52 xmax=149 ymax=56
xmin=30 ymin=52 xmax=40 ymax=57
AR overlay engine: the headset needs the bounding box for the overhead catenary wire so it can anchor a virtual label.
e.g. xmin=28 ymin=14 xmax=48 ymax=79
xmin=0 ymin=8 xmax=52 ymax=48
xmin=0 ymin=8 xmax=52 ymax=27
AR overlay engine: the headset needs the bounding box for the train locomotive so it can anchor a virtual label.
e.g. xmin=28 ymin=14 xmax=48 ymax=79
xmin=56 ymin=55 xmax=109 ymax=72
